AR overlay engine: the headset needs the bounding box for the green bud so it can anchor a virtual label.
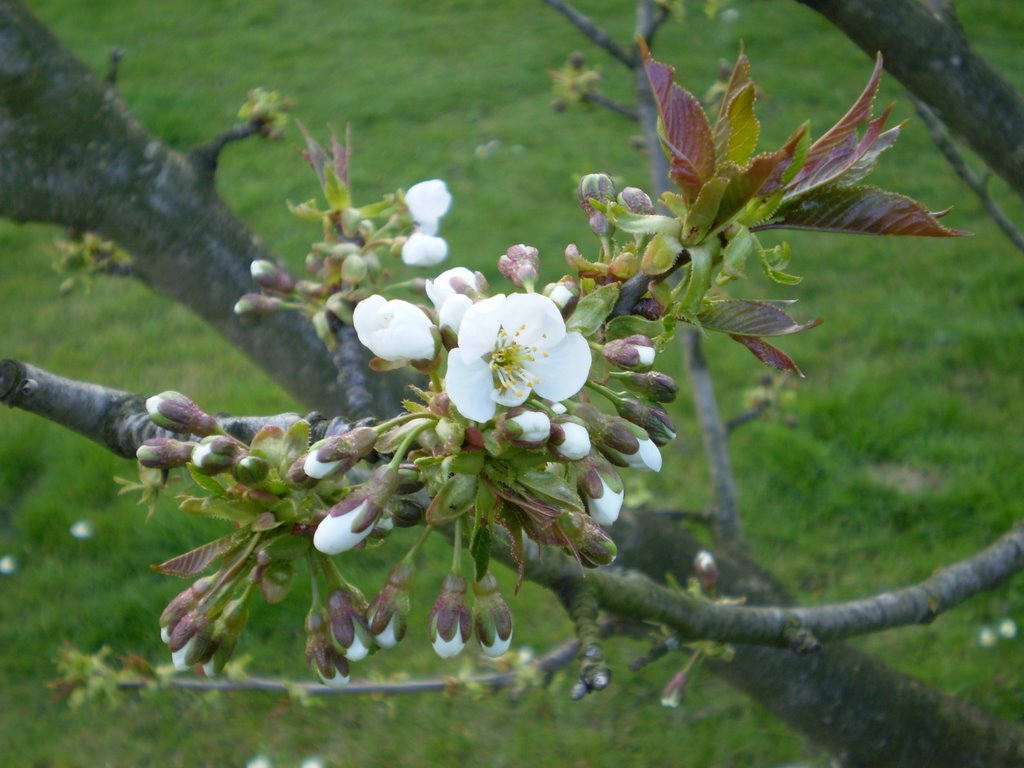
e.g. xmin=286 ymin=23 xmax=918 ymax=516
xmin=146 ymin=391 xmax=219 ymax=436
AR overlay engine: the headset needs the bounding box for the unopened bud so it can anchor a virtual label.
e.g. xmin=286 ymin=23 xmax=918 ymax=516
xmin=602 ymin=335 xmax=656 ymax=371
xmin=327 ymin=588 xmax=373 ymax=662
xmin=549 ymin=419 xmax=592 ymax=461
xmin=190 ymin=435 xmax=243 ymax=475
xmin=428 ymin=572 xmax=472 ymax=659
xmin=544 ymin=276 xmax=580 ymax=316
xmin=619 ymin=186 xmax=654 ymax=215
xmin=233 ymin=293 xmax=285 ymax=316
xmin=616 ymin=400 xmax=676 ymax=446
xmin=578 ymin=173 xmax=617 ymax=217
xmin=569 ymin=514 xmax=618 ymax=567
xmin=250 ymin=259 xmax=294 ymax=294
xmin=302 ymin=426 xmax=378 ymax=480
xmin=618 ymin=370 xmax=678 ymax=403
xmin=473 ymin=572 xmax=514 ymax=657
xmin=146 ymin=391 xmax=219 ymax=436
xmin=232 ymin=455 xmax=270 ymax=485
xmin=305 ymin=606 xmax=350 ymax=687
xmin=694 ymin=549 xmax=718 ymax=593
xmin=367 ymin=562 xmax=415 ymax=648
xmin=498 ymin=243 xmax=540 ymax=288
xmin=137 ymin=437 xmax=195 ymax=469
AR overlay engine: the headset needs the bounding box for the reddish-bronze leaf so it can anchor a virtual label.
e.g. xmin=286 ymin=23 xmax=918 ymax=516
xmin=756 ymin=186 xmax=969 ymax=236
xmin=803 ymin=53 xmax=884 ymax=171
xmin=151 ymin=533 xmax=241 ymax=577
xmin=641 ymin=40 xmax=715 ymax=201
xmin=699 ymin=300 xmax=822 ymax=336
xmin=730 ymin=334 xmax=804 ymax=376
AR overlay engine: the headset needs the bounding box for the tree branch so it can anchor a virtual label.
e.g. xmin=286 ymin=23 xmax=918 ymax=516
xmin=541 ymin=0 xmax=636 ymax=69
xmin=189 ymin=123 xmax=261 ymax=176
xmin=912 ymin=97 xmax=1024 ymax=255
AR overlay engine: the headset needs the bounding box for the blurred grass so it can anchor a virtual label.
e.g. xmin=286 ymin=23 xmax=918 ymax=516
xmin=1 ymin=0 xmax=1023 ymax=765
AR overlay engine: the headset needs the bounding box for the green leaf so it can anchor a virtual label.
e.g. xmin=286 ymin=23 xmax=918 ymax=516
xmin=322 ymin=165 xmax=351 ymax=212
xmin=673 ymin=242 xmax=716 ymax=321
xmin=567 ymin=282 xmax=620 ymax=336
xmin=425 ymin=473 xmax=477 ymax=525
xmin=187 ymin=464 xmax=227 ymax=494
xmin=717 ymin=225 xmax=755 ymax=283
xmin=604 ymin=203 xmax=681 ymax=237
xmin=470 ymin=506 xmax=493 ymax=583
xmin=517 ymin=469 xmax=584 ymax=515
xmin=725 ymin=85 xmax=759 ymax=167
xmin=758 ymin=186 xmax=969 ymax=237
xmin=259 ymin=560 xmax=296 ymax=604
xmin=698 ymin=300 xmax=821 ymax=336
xmin=151 ymin=532 xmax=244 ymax=577
xmin=682 ymin=176 xmax=729 ymax=244
xmin=759 ymin=241 xmax=802 ymax=285
xmin=641 ymin=232 xmax=683 ymax=277
xmin=604 ymin=315 xmax=665 ymax=342
xmin=713 ymin=47 xmax=754 ymax=163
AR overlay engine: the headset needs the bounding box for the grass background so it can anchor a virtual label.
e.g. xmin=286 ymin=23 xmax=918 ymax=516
xmin=1 ymin=0 xmax=1022 ymax=765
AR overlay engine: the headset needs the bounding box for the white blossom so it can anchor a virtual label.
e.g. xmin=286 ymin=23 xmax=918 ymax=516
xmin=313 ymin=502 xmax=374 ymax=555
xmin=401 ymin=232 xmax=448 ymax=266
xmin=69 ymin=520 xmax=94 ymax=540
xmin=0 ymin=555 xmax=16 ymax=576
xmin=445 ymin=293 xmax=591 ymax=422
xmin=585 ymin=478 xmax=625 ymax=526
xmin=427 ymin=267 xmax=477 ymax=331
xmin=353 ymin=295 xmax=436 ymax=362
xmin=405 ymin=179 xmax=452 ymax=236
xmin=480 ymin=633 xmax=512 ymax=658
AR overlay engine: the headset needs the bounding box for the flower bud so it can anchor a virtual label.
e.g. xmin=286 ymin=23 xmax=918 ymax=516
xmin=232 ymin=455 xmax=270 ymax=485
xmin=233 ymin=293 xmax=285 ymax=316
xmin=367 ymin=562 xmax=415 ymax=648
xmin=305 ymin=606 xmax=350 ymax=687
xmin=405 ymin=179 xmax=452 ymax=236
xmin=327 ymin=588 xmax=373 ymax=662
xmin=203 ymin=593 xmax=250 ymax=676
xmin=602 ymin=335 xmax=656 ymax=371
xmin=616 ymin=399 xmax=676 ymax=446
xmin=388 ymin=498 xmax=425 ymax=528
xmin=568 ymin=514 xmax=618 ymax=567
xmin=498 ymin=243 xmax=540 ymax=288
xmin=549 ymin=419 xmax=591 ymax=461
xmin=579 ymin=454 xmax=625 ymax=526
xmin=473 ymin=573 xmax=513 ymax=657
xmin=137 ymin=437 xmax=195 ymax=469
xmin=543 ymin=276 xmax=580 ymax=317
xmin=250 ymin=259 xmax=294 ymax=294
xmin=693 ymin=549 xmax=718 ymax=593
xmin=146 ymin=391 xmax=219 ymax=436
xmin=160 ymin=576 xmax=215 ymax=643
xmin=428 ymin=573 xmax=472 ymax=659
xmin=577 ymin=173 xmax=616 ymax=217
xmin=496 ymin=409 xmax=551 ymax=447
xmin=301 ymin=426 xmax=378 ymax=480
xmin=313 ymin=466 xmax=398 ymax=554
xmin=401 ymin=232 xmax=449 ymax=267
xmin=618 ymin=371 xmax=678 ymax=403
xmin=426 ymin=473 xmax=478 ymax=525
xmin=190 ymin=435 xmax=243 ymax=475
xmin=619 ymin=186 xmax=654 ymax=215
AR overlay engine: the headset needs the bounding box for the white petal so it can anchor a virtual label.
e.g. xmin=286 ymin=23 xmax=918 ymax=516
xmin=438 ymin=293 xmax=472 ymax=332
xmin=160 ymin=625 xmax=171 ymax=644
xmin=446 ymin=349 xmax=498 ymax=422
xmin=352 ymin=295 xmax=388 ymax=348
xmin=548 ymin=283 xmax=574 ymax=309
xmin=510 ymin=411 xmax=551 ymax=442
xmin=637 ymin=346 xmax=656 ymax=366
xmin=369 ymin=315 xmax=436 ymax=361
xmin=374 ymin=615 xmax=399 ymax=648
xmin=530 ymin=331 xmax=591 ymax=403
xmin=171 ymin=637 xmax=195 ymax=671
xmin=554 ymin=422 xmax=591 ymax=460
xmin=586 ymin=479 xmax=624 ymax=526
xmin=501 ymin=293 xmax=566 ymax=348
xmin=345 ymin=634 xmax=371 ymax=662
xmin=405 ymin=179 xmax=452 ymax=227
xmin=432 ymin=629 xmax=466 ymax=659
xmin=624 ymin=438 xmax=663 ymax=472
xmin=492 ymin=385 xmax=531 ymax=408
xmin=318 ymin=668 xmax=351 ymax=688
xmin=304 ymin=454 xmax=342 ymax=480
xmin=313 ymin=503 xmax=374 ymax=554
xmin=402 ymin=232 xmax=448 ymax=267
xmin=426 ymin=267 xmax=476 ymax=309
xmin=456 ymin=294 xmax=506 ymax=358
xmin=480 ymin=632 xmax=512 ymax=658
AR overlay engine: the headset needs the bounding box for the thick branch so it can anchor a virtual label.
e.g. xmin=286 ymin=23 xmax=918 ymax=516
xmin=795 ymin=0 xmax=1024 ymax=199
xmin=0 ymin=1 xmax=403 ymax=417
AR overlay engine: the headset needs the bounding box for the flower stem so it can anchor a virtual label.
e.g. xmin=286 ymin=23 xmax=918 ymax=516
xmin=387 ymin=420 xmax=432 ymax=471
xmin=452 ymin=516 xmax=463 ymax=573
xmin=403 ymin=524 xmax=435 ymax=564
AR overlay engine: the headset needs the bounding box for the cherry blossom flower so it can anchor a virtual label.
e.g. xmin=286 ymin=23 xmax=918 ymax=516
xmin=405 ymin=179 xmax=452 ymax=236
xmin=401 ymin=232 xmax=448 ymax=267
xmin=426 ymin=267 xmax=479 ymax=331
xmin=445 ymin=293 xmax=590 ymax=422
xmin=353 ymin=295 xmax=436 ymax=362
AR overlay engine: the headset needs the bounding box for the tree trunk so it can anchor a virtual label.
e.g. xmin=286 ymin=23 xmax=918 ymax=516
xmin=0 ymin=0 xmax=401 ymax=417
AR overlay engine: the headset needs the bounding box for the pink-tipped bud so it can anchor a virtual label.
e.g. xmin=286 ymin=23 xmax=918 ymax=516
xmin=577 ymin=173 xmax=616 ymax=217
xmin=428 ymin=572 xmax=472 ymax=659
xmin=619 ymin=186 xmax=654 ymax=215
xmin=366 ymin=562 xmax=415 ymax=648
xmin=498 ymin=243 xmax=540 ymax=288
xmin=145 ymin=391 xmax=219 ymax=436
xmin=136 ymin=438 xmax=195 ymax=469
xmin=473 ymin=573 xmax=513 ymax=657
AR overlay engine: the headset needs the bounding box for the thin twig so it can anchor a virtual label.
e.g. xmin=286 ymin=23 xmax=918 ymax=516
xmin=912 ymin=98 xmax=1024 ymax=255
xmin=725 ymin=401 xmax=771 ymax=433
xmin=636 ymin=0 xmax=672 ymax=50
xmin=189 ymin=123 xmax=261 ymax=174
xmin=114 ymin=636 xmax=582 ymax=696
xmin=583 ymin=91 xmax=639 ymax=122
xmin=541 ymin=0 xmax=636 ymax=69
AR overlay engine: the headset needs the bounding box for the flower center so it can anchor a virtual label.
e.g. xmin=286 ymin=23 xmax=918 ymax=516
xmin=489 ymin=327 xmax=540 ymax=399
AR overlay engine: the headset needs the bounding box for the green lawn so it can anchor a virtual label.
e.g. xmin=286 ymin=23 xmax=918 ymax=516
xmin=1 ymin=0 xmax=1023 ymax=765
